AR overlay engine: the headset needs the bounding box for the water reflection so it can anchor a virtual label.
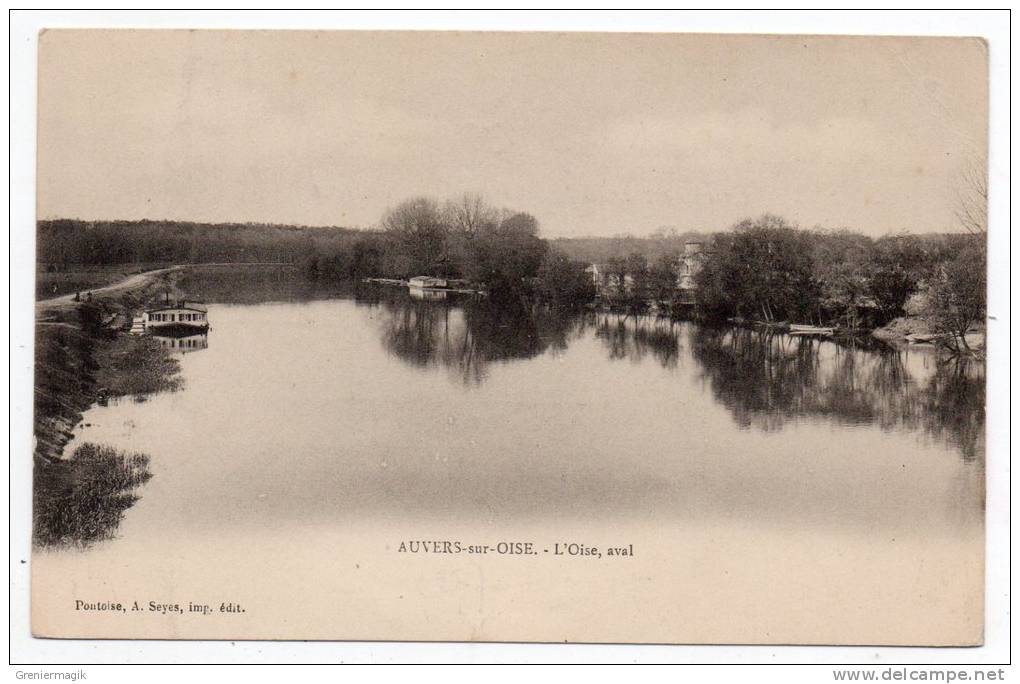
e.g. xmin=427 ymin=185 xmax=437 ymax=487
xmin=39 ymin=292 xmax=985 ymax=638
xmin=408 ymin=287 xmax=447 ymax=301
xmin=904 ymin=356 xmax=986 ymax=463
xmin=593 ymin=314 xmax=682 ymax=369
xmin=360 ymin=288 xmax=579 ymax=385
xmin=152 ymin=332 xmax=209 ymax=354
xmin=360 ymin=292 xmax=984 ymax=462
xmin=176 ymin=264 xmax=356 ymax=303
xmin=689 ymin=326 xmax=985 ymax=461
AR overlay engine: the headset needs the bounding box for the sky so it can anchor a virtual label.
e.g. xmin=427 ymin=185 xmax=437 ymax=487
xmin=37 ymin=30 xmax=988 ymax=238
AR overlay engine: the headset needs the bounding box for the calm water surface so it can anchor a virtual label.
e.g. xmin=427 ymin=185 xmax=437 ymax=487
xmin=34 ymin=285 xmax=985 ymax=643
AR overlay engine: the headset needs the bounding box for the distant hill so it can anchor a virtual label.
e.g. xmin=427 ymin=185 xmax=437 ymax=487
xmin=37 ymin=219 xmax=369 ymax=267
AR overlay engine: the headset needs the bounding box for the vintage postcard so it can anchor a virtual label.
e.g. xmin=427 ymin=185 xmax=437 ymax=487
xmin=31 ymin=29 xmax=988 ymax=644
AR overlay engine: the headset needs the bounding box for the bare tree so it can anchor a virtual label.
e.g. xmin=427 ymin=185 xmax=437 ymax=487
xmin=954 ymin=158 xmax=988 ymax=235
xmin=443 ymin=193 xmax=498 ymax=236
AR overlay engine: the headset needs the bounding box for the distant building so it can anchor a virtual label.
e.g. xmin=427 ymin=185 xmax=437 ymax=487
xmin=584 ymin=264 xmax=603 ymax=293
xmin=677 ymin=242 xmax=708 ymax=292
xmin=584 ymin=264 xmax=635 ymax=297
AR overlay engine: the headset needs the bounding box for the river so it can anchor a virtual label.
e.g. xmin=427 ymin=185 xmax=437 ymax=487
xmin=32 ymin=280 xmax=985 ymax=644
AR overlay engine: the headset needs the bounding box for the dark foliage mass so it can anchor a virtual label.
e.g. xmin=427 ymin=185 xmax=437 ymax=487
xmin=534 ymin=250 xmax=596 ymax=306
xmin=921 ymin=235 xmax=987 ymax=353
xmin=33 ymin=443 xmax=153 ymax=547
xmin=37 ymin=218 xmax=364 ymax=267
xmin=305 ymin=194 xmax=592 ymax=306
xmin=695 ymin=215 xmax=820 ymax=323
xmin=694 ymin=215 xmax=987 ymax=336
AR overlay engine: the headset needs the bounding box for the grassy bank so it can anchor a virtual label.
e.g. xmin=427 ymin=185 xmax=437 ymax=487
xmin=34 ymin=267 xmax=185 ymax=459
xmin=33 ymin=267 xmax=185 ymax=547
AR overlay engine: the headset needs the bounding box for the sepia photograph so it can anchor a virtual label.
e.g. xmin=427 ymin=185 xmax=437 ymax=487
xmin=12 ymin=14 xmax=1006 ymax=665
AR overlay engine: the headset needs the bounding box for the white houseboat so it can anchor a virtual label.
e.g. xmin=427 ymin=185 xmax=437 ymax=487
xmin=408 ymin=276 xmax=448 ymax=289
xmin=143 ymin=301 xmax=209 ymax=332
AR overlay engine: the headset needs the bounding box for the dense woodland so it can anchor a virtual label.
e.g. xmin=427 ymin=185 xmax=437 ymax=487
xmin=37 ymin=219 xmax=364 ymax=267
xmin=692 ymin=215 xmax=986 ymax=351
xmin=35 ymin=216 xmax=644 ymax=269
xmin=36 ymin=210 xmax=697 ymax=296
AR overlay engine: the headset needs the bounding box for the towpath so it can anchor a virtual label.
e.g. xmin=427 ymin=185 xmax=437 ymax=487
xmin=35 ymin=262 xmax=295 ymax=313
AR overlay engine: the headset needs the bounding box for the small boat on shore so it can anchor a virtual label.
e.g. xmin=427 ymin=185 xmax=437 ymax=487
xmin=788 ymin=324 xmax=835 ymax=336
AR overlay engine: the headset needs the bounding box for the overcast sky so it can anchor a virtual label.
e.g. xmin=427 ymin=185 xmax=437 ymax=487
xmin=37 ymin=30 xmax=987 ymax=238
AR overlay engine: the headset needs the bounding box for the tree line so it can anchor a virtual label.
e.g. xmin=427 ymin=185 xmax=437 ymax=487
xmin=303 ymin=194 xmax=594 ymax=305
xmin=691 ymin=214 xmax=985 ymax=352
xmin=38 ymin=201 xmax=987 ymax=345
xmin=37 ymin=219 xmax=364 ymax=267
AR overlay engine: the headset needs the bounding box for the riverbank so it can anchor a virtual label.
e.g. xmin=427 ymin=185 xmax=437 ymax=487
xmin=36 ymin=263 xmax=173 ymax=300
xmin=33 ymin=265 xmax=190 ymax=545
xmin=36 ymin=265 xmax=183 ymax=311
xmin=35 ymin=265 xmax=187 ymax=461
xmin=872 ymin=315 xmax=986 ymax=356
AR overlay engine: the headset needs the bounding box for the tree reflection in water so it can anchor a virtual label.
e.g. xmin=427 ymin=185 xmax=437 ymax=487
xmin=689 ymin=327 xmax=985 ymax=462
xmin=592 ymin=314 xmax=682 ymax=369
xmin=360 ymin=288 xmax=580 ymax=385
xmin=907 ymin=356 xmax=986 ymax=463
xmin=358 ymin=288 xmax=984 ymax=462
